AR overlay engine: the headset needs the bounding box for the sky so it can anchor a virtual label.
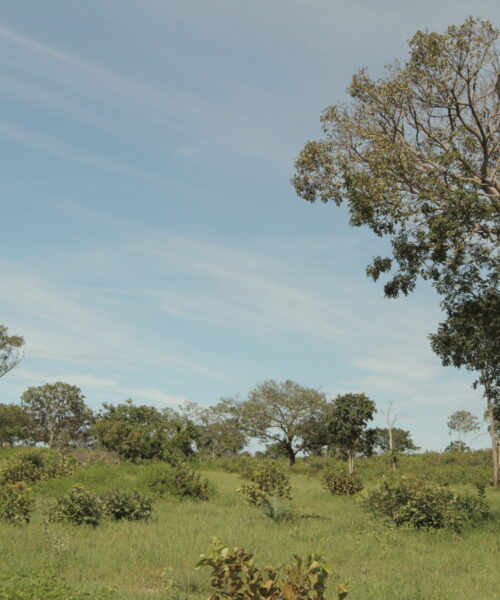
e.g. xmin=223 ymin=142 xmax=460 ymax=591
xmin=1 ymin=1 xmax=498 ymax=451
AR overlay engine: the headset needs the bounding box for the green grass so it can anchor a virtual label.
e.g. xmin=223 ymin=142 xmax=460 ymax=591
xmin=0 ymin=451 xmax=499 ymax=599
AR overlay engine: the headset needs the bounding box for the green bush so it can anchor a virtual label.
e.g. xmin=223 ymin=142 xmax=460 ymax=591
xmin=0 ymin=482 xmax=35 ymax=526
xmin=48 ymin=484 xmax=102 ymax=527
xmin=0 ymin=451 xmax=78 ymax=484
xmin=101 ymin=488 xmax=153 ymax=521
xmin=0 ymin=565 xmax=116 ymax=599
xmin=361 ymin=475 xmax=490 ymax=531
xmin=197 ymin=539 xmax=348 ymax=600
xmin=147 ymin=463 xmax=214 ymax=500
xmin=238 ymin=463 xmax=292 ymax=506
xmin=321 ymin=469 xmax=363 ymax=496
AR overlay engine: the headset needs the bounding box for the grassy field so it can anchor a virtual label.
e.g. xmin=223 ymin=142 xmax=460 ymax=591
xmin=0 ymin=450 xmax=499 ymax=599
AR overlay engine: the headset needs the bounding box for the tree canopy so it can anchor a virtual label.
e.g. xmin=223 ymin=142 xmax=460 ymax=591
xmin=184 ymin=400 xmax=248 ymax=458
xmin=327 ymin=393 xmax=376 ymax=473
xmin=293 ymin=17 xmax=498 ymax=302
xmin=0 ymin=325 xmax=25 ymax=378
xmin=93 ymin=400 xmax=198 ymax=462
xmin=237 ymin=380 xmax=327 ymax=465
xmin=0 ymin=403 xmax=30 ymax=447
xmin=21 ymin=382 xmax=93 ymax=448
xmin=293 ymin=16 xmax=499 ymax=484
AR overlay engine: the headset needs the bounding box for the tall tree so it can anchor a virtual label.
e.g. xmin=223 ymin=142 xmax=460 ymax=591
xmin=21 ymin=382 xmax=93 ymax=448
xmin=293 ymin=17 xmax=499 ymax=483
xmin=0 ymin=325 xmax=24 ymax=378
xmin=237 ymin=380 xmax=327 ymax=465
xmin=328 ymin=393 xmax=376 ymax=474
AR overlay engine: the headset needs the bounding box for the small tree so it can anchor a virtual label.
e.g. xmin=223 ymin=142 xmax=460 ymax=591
xmin=93 ymin=400 xmax=198 ymax=462
xmin=184 ymin=400 xmax=247 ymax=459
xmin=328 ymin=393 xmax=376 ymax=474
xmin=238 ymin=380 xmax=327 ymax=466
xmin=447 ymin=410 xmax=480 ymax=451
xmin=0 ymin=404 xmax=31 ymax=447
xmin=0 ymin=325 xmax=24 ymax=378
xmin=21 ymin=382 xmax=93 ymax=448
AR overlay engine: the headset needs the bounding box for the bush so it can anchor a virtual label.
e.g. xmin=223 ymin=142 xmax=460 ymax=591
xmin=238 ymin=463 xmax=292 ymax=506
xmin=48 ymin=485 xmax=102 ymax=526
xmin=0 ymin=482 xmax=35 ymax=525
xmin=361 ymin=475 xmax=490 ymax=531
xmin=197 ymin=539 xmax=348 ymax=600
xmin=101 ymin=488 xmax=153 ymax=521
xmin=321 ymin=469 xmax=363 ymax=496
xmin=0 ymin=451 xmax=78 ymax=484
xmin=147 ymin=464 xmax=214 ymax=500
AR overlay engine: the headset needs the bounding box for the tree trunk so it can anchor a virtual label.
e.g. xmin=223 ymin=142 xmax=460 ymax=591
xmin=391 ymin=453 xmax=398 ymax=472
xmin=487 ymin=398 xmax=499 ymax=487
xmin=348 ymin=453 xmax=354 ymax=475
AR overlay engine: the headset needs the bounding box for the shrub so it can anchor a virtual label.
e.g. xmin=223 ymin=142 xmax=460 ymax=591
xmin=197 ymin=539 xmax=348 ymax=600
xmin=238 ymin=463 xmax=292 ymax=506
xmin=101 ymin=488 xmax=153 ymax=521
xmin=0 ymin=482 xmax=35 ymax=525
xmin=321 ymin=469 xmax=363 ymax=496
xmin=0 ymin=451 xmax=78 ymax=484
xmin=48 ymin=485 xmax=102 ymax=526
xmin=361 ymin=475 xmax=489 ymax=531
xmin=147 ymin=464 xmax=214 ymax=500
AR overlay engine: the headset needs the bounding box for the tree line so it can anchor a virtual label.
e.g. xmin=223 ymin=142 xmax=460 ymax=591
xmin=1 ymin=323 xmax=498 ymax=479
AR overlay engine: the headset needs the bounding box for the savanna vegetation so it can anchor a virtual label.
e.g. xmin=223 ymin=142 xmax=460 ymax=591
xmin=0 ymin=447 xmax=499 ymax=599
xmin=0 ymin=15 xmax=499 ymax=600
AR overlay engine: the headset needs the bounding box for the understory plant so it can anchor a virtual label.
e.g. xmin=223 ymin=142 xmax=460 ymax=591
xmin=0 ymin=565 xmax=116 ymax=599
xmin=0 ymin=482 xmax=35 ymax=525
xmin=361 ymin=475 xmax=490 ymax=531
xmin=321 ymin=469 xmax=363 ymax=496
xmin=48 ymin=484 xmax=102 ymax=527
xmin=147 ymin=463 xmax=214 ymax=500
xmin=197 ymin=539 xmax=348 ymax=600
xmin=101 ymin=488 xmax=153 ymax=521
xmin=238 ymin=463 xmax=292 ymax=506
xmin=0 ymin=451 xmax=79 ymax=485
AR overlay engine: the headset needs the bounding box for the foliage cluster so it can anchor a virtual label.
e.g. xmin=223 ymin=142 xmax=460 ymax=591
xmin=238 ymin=463 xmax=291 ymax=506
xmin=48 ymin=484 xmax=103 ymax=527
xmin=362 ymin=475 xmax=490 ymax=531
xmin=147 ymin=463 xmax=214 ymax=500
xmin=93 ymin=400 xmax=199 ymax=463
xmin=100 ymin=488 xmax=154 ymax=521
xmin=197 ymin=539 xmax=348 ymax=600
xmin=321 ymin=469 xmax=363 ymax=496
xmin=48 ymin=484 xmax=153 ymax=527
xmin=0 ymin=451 xmax=79 ymax=485
xmin=0 ymin=481 xmax=34 ymax=525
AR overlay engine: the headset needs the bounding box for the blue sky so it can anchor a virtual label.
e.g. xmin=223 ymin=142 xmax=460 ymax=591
xmin=1 ymin=1 xmax=498 ymax=451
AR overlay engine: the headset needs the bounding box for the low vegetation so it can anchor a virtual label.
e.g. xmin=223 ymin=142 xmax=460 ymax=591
xmin=361 ymin=475 xmax=490 ymax=531
xmin=321 ymin=469 xmax=363 ymax=496
xmin=147 ymin=463 xmax=214 ymax=500
xmin=238 ymin=463 xmax=292 ymax=506
xmin=197 ymin=539 xmax=349 ymax=600
xmin=0 ymin=447 xmax=499 ymax=599
xmin=0 ymin=481 xmax=34 ymax=525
